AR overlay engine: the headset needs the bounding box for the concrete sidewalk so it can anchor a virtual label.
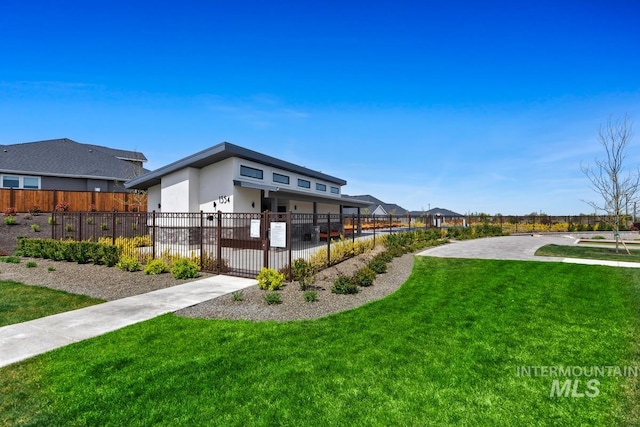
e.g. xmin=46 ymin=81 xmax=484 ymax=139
xmin=0 ymin=275 xmax=256 ymax=368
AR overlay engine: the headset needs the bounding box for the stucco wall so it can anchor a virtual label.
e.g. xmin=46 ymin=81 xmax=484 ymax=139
xmin=161 ymin=167 xmax=200 ymax=212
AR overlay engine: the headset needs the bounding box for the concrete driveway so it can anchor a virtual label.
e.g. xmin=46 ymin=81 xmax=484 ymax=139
xmin=417 ymin=234 xmax=640 ymax=268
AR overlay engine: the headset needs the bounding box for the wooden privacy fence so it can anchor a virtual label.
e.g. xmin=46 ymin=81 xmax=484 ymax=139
xmin=0 ymin=188 xmax=147 ymax=212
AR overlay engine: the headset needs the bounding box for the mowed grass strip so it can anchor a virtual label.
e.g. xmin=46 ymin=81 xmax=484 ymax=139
xmin=536 ymin=243 xmax=640 ymax=263
xmin=0 ymin=281 xmax=103 ymax=327
xmin=1 ymin=258 xmax=639 ymax=426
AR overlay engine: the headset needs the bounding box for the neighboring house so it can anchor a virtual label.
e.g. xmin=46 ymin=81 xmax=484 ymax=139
xmin=125 ymin=142 xmax=369 ymax=214
xmin=342 ymin=194 xmax=409 ymax=216
xmin=0 ymin=138 xmax=147 ymax=192
xmin=410 ymin=207 xmax=465 ymax=226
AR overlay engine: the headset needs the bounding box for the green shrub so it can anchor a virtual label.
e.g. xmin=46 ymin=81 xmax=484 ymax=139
xmin=116 ymin=255 xmax=142 ymax=272
xmin=65 ymin=223 xmax=74 ymax=233
xmin=352 ymin=266 xmax=376 ymax=287
xmin=232 ymin=290 xmax=244 ymax=302
xmin=263 ymin=292 xmax=282 ymax=305
xmin=331 ymin=275 xmax=359 ymax=294
xmin=592 ymin=235 xmax=606 ymax=240
xmin=144 ymin=259 xmax=170 ymax=275
xmin=171 ymin=258 xmax=200 ymax=279
xmin=26 ymin=261 xmax=37 ymax=268
xmin=368 ymin=256 xmax=388 ymax=274
xmin=16 ymin=238 xmax=120 ymax=266
xmin=48 ymin=216 xmax=56 ymax=225
xmin=31 ymin=224 xmax=40 ymax=232
xmin=47 ymin=266 xmax=56 ymax=272
xmin=101 ymin=223 xmax=109 ymax=230
xmin=4 ymin=216 xmax=17 ymax=225
xmin=303 ymin=290 xmax=318 ymax=302
xmin=0 ymin=256 xmax=20 ymax=263
xmin=257 ymin=267 xmax=285 ymax=291
xmin=86 ymin=217 xmax=94 ymax=225
xmin=291 ymin=258 xmax=316 ymax=290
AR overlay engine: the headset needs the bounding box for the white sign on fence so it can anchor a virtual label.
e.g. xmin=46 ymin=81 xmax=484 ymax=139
xmin=250 ymin=219 xmax=261 ymax=238
xmin=270 ymin=222 xmax=287 ymax=248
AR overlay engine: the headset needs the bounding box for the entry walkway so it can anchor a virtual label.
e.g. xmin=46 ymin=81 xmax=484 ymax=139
xmin=0 ymin=275 xmax=256 ymax=368
xmin=417 ymin=234 xmax=640 ymax=268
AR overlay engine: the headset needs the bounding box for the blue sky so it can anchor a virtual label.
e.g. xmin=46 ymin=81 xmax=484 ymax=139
xmin=1 ymin=1 xmax=639 ymax=215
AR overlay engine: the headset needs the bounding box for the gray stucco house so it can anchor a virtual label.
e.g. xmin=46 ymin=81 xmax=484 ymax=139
xmin=126 ymin=141 xmax=369 ymax=214
xmin=0 ymin=138 xmax=147 ymax=192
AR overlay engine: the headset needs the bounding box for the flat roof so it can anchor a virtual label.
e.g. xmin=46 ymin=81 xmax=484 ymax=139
xmin=126 ymin=142 xmax=347 ymax=190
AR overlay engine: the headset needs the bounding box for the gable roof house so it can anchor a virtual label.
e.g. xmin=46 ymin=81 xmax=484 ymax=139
xmin=0 ymin=138 xmax=147 ymax=192
xmin=125 ymin=142 xmax=369 ymax=214
xmin=342 ymin=194 xmax=409 ymax=216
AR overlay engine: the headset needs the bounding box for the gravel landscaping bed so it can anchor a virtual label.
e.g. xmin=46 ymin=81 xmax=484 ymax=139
xmin=176 ymin=251 xmax=416 ymax=322
xmin=0 ymin=249 xmax=417 ymax=321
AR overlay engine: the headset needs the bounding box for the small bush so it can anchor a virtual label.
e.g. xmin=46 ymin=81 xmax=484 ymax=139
xmin=3 ymin=207 xmax=17 ymax=216
xmin=263 ymin=292 xmax=282 ymax=305
xmin=144 ymin=259 xmax=169 ymax=275
xmin=65 ymin=223 xmax=74 ymax=232
xmin=368 ymin=256 xmax=388 ymax=274
xmin=352 ymin=266 xmax=376 ymax=287
xmin=171 ymin=258 xmax=200 ymax=279
xmin=101 ymin=223 xmax=109 ymax=230
xmin=4 ymin=216 xmax=17 ymax=225
xmin=86 ymin=217 xmax=94 ymax=225
xmin=331 ymin=275 xmax=359 ymax=294
xmin=303 ymin=290 xmax=318 ymax=302
xmin=116 ymin=255 xmax=142 ymax=272
xmin=48 ymin=266 xmax=56 ymax=272
xmin=26 ymin=261 xmax=37 ymax=268
xmin=257 ymin=267 xmax=285 ymax=291
xmin=31 ymin=224 xmax=40 ymax=232
xmin=292 ymin=258 xmax=316 ymax=290
xmin=55 ymin=201 xmax=70 ymax=212
xmin=0 ymin=256 xmax=21 ymax=263
xmin=232 ymin=290 xmax=244 ymax=302
xmin=29 ymin=206 xmax=41 ymax=216
xmin=48 ymin=216 xmax=56 ymax=225
xmin=592 ymin=235 xmax=606 ymax=240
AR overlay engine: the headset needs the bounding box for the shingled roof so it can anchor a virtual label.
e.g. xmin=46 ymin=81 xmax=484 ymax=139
xmin=342 ymin=194 xmax=409 ymax=215
xmin=0 ymin=138 xmax=147 ymax=180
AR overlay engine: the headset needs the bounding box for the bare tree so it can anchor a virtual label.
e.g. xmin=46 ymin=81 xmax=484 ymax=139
xmin=581 ymin=114 xmax=638 ymax=252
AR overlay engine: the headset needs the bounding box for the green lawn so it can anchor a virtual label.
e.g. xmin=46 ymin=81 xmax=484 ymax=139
xmin=1 ymin=258 xmax=639 ymax=426
xmin=0 ymin=281 xmax=103 ymax=327
xmin=536 ymin=243 xmax=640 ymax=263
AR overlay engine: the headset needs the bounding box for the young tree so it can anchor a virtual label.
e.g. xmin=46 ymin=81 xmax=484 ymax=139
xmin=581 ymin=114 xmax=638 ymax=252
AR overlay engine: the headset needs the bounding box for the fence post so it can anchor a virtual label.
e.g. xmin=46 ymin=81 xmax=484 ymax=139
xmin=199 ymin=210 xmax=204 ymax=270
xmin=263 ymin=211 xmax=270 ymax=269
xmin=373 ymin=215 xmax=376 ymax=247
xmin=287 ymin=211 xmax=292 ymax=280
xmin=351 ymin=214 xmax=355 ymax=243
xmin=326 ymin=213 xmax=331 ymax=266
xmin=152 ymin=210 xmax=156 ymax=260
xmin=78 ymin=212 xmax=83 ymax=241
xmin=111 ymin=212 xmax=116 ymax=245
xmin=217 ymin=211 xmax=223 ymax=274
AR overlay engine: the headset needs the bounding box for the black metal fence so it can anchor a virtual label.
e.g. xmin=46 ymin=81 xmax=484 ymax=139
xmin=50 ymin=211 xmax=635 ymax=278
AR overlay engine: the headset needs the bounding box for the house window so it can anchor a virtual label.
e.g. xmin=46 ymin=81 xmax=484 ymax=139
xmin=2 ymin=175 xmax=19 ymax=188
xmin=23 ymin=177 xmax=39 ymax=189
xmin=330 ymin=186 xmax=340 ymax=194
xmin=298 ymin=179 xmax=311 ymax=189
xmin=273 ymin=173 xmax=290 ymax=185
xmin=316 ymin=183 xmax=326 ymax=191
xmin=1 ymin=175 xmax=40 ymax=189
xmin=240 ymin=165 xmax=263 ymax=180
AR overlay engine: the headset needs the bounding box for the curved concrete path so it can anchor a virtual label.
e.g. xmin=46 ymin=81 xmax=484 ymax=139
xmin=0 ymin=275 xmax=256 ymax=368
xmin=418 ymin=234 xmax=640 ymax=268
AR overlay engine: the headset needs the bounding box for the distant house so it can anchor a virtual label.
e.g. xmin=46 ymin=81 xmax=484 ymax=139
xmin=125 ymin=142 xmax=369 ymax=214
xmin=342 ymin=195 xmax=409 ymax=216
xmin=0 ymin=138 xmax=147 ymax=192
xmin=412 ymin=207 xmax=465 ymax=227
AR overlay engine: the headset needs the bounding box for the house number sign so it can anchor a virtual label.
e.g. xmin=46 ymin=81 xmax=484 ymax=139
xmin=218 ymin=195 xmax=230 ymax=204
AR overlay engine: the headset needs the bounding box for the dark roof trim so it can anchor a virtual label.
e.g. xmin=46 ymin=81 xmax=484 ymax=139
xmin=233 ymin=179 xmax=280 ymax=192
xmin=126 ymin=142 xmax=347 ymax=190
